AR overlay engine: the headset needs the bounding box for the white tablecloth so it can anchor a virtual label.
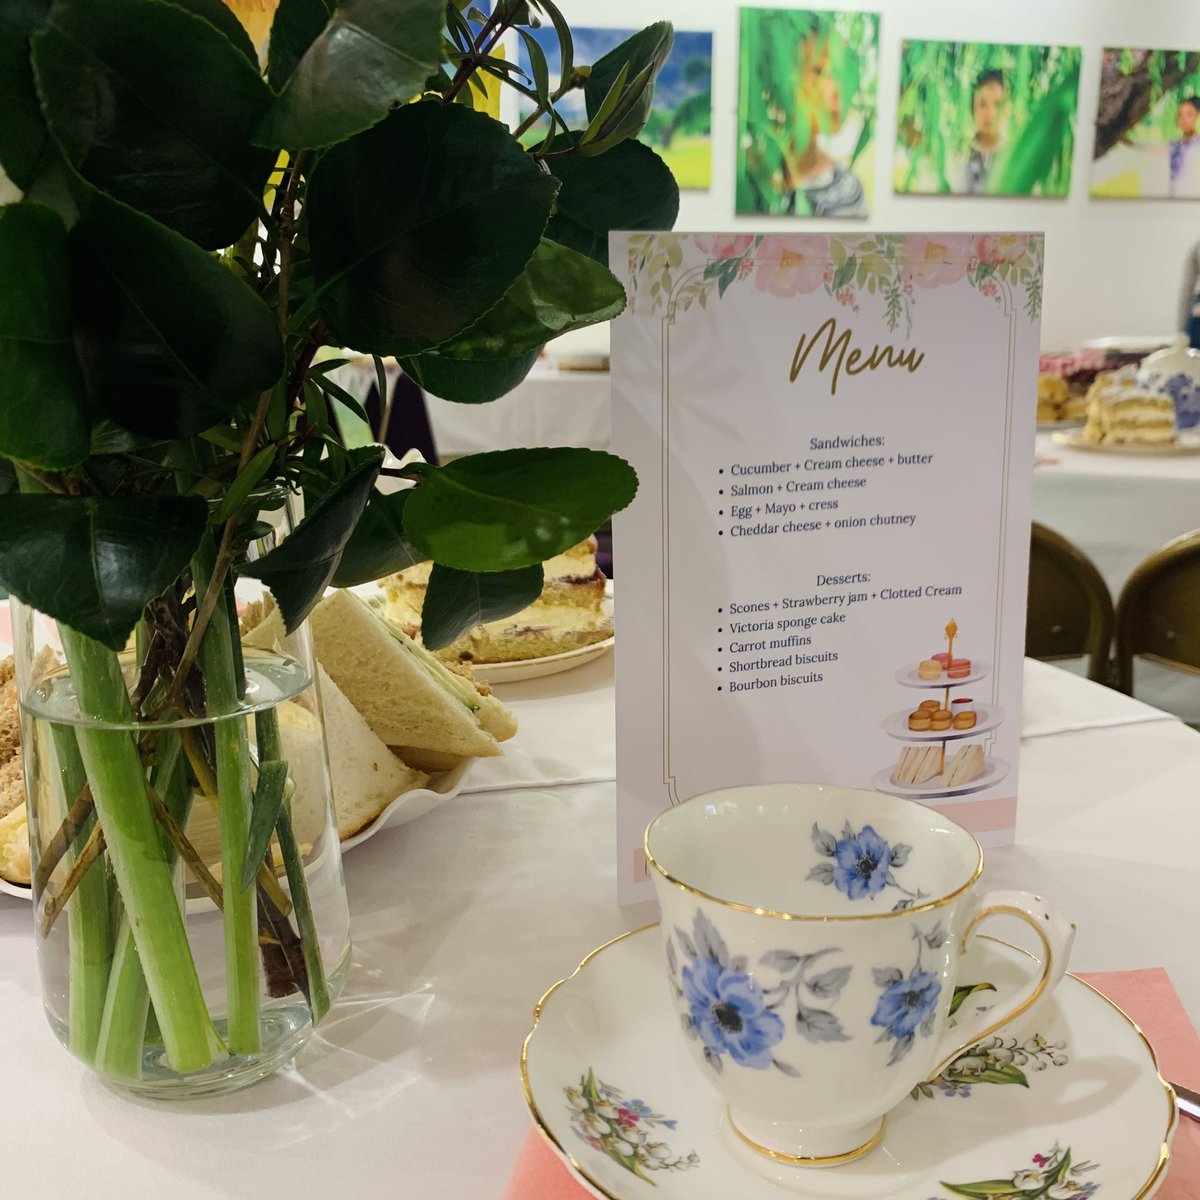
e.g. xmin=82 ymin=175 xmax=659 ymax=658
xmin=1032 ymin=431 xmax=1200 ymax=600
xmin=2 ymin=660 xmax=1195 ymax=1198
xmin=331 ymin=360 xmax=611 ymax=460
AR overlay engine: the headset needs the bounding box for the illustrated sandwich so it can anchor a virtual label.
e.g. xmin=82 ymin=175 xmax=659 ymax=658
xmin=943 ymin=745 xmax=985 ymax=788
xmin=890 ymin=745 xmax=942 ymax=786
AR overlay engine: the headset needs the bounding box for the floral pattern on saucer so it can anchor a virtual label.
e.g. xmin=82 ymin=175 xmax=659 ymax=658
xmin=565 ymin=1069 xmax=699 ymax=1182
xmin=871 ymin=923 xmax=948 ymax=1065
xmin=807 ymin=821 xmax=929 ymax=910
xmin=940 ymin=1143 xmax=1099 ymax=1199
xmin=667 ymin=911 xmax=852 ymax=1078
xmin=916 ymin=1026 xmax=1070 ymax=1101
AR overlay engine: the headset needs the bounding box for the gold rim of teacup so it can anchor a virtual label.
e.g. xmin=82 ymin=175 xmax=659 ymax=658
xmin=643 ymin=788 xmax=984 ymax=922
xmin=727 ymin=1111 xmax=886 ymax=1166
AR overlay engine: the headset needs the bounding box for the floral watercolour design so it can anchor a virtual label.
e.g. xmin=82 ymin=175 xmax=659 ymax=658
xmin=808 ymin=820 xmax=929 ymax=910
xmin=564 ymin=1069 xmax=699 ymax=1184
xmin=666 ymin=910 xmax=852 ymax=1077
xmin=871 ymin=923 xmax=948 ymax=1065
xmin=938 ymin=1144 xmax=1100 ymax=1199
xmin=624 ymin=232 xmax=1044 ymax=330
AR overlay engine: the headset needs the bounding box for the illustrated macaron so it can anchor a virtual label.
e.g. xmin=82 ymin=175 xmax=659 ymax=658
xmin=947 ymin=657 xmax=972 ymax=679
xmin=932 ymin=652 xmax=952 ymax=666
xmin=917 ymin=659 xmax=942 ymax=680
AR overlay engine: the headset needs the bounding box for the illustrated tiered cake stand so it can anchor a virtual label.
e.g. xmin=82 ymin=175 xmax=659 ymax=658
xmin=873 ymin=622 xmax=1009 ymax=800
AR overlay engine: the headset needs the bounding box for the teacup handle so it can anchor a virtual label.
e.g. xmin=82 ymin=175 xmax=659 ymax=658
xmin=928 ymin=889 xmax=1076 ymax=1080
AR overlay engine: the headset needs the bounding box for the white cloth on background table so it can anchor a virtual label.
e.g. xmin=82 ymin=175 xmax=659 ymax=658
xmin=3 ymin=660 xmax=1197 ymax=1199
xmin=330 ymin=359 xmax=611 ymax=460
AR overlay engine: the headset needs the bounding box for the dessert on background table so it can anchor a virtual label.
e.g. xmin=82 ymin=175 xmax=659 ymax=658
xmin=383 ymin=536 xmax=612 ymax=665
xmin=1080 ymin=366 xmax=1177 ymax=446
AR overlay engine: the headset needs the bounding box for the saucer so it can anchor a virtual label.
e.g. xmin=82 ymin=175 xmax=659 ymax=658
xmin=522 ymin=926 xmax=1175 ymax=1199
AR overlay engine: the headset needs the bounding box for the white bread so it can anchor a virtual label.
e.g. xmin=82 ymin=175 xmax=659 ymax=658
xmin=312 ymin=663 xmax=428 ymax=840
xmin=308 ymin=589 xmax=513 ymax=757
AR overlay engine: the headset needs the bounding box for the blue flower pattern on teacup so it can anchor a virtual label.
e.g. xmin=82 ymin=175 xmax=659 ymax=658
xmin=809 ymin=821 xmax=929 ymax=910
xmin=667 ymin=911 xmax=852 ymax=1077
xmin=681 ymin=955 xmax=784 ymax=1069
xmin=870 ymin=923 xmax=948 ymax=1065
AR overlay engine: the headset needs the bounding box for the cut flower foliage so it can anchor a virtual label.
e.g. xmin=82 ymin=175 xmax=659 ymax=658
xmin=0 ymin=0 xmax=677 ymax=1085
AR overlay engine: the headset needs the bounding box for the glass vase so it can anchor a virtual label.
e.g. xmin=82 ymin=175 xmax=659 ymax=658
xmin=12 ymin=576 xmax=351 ymax=1098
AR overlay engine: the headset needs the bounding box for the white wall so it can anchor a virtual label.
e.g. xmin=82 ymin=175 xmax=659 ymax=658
xmin=547 ymin=0 xmax=1200 ymax=347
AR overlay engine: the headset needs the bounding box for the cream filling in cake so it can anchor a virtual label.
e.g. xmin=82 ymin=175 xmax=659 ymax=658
xmin=1082 ymin=370 xmax=1176 ymax=445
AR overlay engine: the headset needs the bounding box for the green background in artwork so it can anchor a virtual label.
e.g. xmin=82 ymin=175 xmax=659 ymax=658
xmin=1090 ymin=48 xmax=1200 ymax=198
xmin=736 ymin=8 xmax=880 ymax=219
xmin=894 ymin=40 xmax=1082 ymax=197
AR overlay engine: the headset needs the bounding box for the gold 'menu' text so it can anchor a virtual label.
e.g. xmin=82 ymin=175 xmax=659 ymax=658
xmin=789 ymin=317 xmax=926 ymax=396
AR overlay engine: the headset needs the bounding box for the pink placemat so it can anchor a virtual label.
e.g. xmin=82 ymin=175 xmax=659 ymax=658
xmin=506 ymin=967 xmax=1197 ymax=1199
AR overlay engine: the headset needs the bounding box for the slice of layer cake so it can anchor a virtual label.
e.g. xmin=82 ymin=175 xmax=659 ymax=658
xmin=1081 ymin=368 xmax=1176 ymax=446
xmin=383 ymin=536 xmax=613 ymax=664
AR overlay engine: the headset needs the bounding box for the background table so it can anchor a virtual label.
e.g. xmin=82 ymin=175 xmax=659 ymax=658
xmin=1032 ymin=431 xmax=1200 ymax=599
xmin=2 ymin=654 xmax=1195 ymax=1197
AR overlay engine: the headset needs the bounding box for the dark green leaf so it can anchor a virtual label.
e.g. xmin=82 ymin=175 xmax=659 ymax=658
xmin=70 ymin=189 xmax=284 ymax=438
xmin=516 ymin=27 xmax=551 ymax=107
xmin=331 ymin=487 xmax=427 ymax=586
xmin=216 ymin=445 xmax=278 ymax=523
xmin=583 ymin=22 xmax=673 ymax=145
xmin=241 ymin=760 xmax=289 ymax=892
xmin=398 ymin=347 xmax=540 ymax=404
xmin=535 ymin=0 xmax=573 ymax=94
xmin=241 ymin=447 xmax=383 ymax=630
xmin=403 ymin=448 xmax=636 ymax=570
xmin=31 ymin=0 xmax=275 ymax=249
xmin=0 ymin=0 xmax=50 ymax=189
xmin=579 ymin=61 xmax=629 ymax=146
xmin=432 ymin=238 xmax=625 ymax=360
xmin=164 ymin=0 xmax=257 ymax=66
xmin=544 ymin=134 xmax=679 ymax=264
xmin=0 ymin=493 xmax=207 ymax=649
xmin=0 ymin=202 xmax=89 ymax=467
xmin=266 ymin=0 xmax=332 ymax=91
xmin=255 ymin=0 xmax=444 ymax=149
xmin=421 ymin=562 xmax=543 ymax=650
xmin=307 ymin=102 xmax=558 ymax=355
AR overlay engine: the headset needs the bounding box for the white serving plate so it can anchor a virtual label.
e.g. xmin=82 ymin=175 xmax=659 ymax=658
xmin=471 ymin=637 xmax=614 ymax=684
xmin=522 ymin=925 xmax=1175 ymax=1200
xmin=882 ymin=702 xmax=1003 ymax=743
xmin=895 ymin=660 xmax=989 ymax=689
xmin=1080 ymin=334 xmax=1173 ymax=356
xmin=1050 ymin=430 xmax=1200 ymax=456
xmin=871 ymin=756 xmax=1009 ymax=801
xmin=1036 ymin=418 xmax=1085 ymax=432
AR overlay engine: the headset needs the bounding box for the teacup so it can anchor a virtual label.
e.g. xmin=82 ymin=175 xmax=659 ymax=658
xmin=644 ymin=783 xmax=1074 ymax=1168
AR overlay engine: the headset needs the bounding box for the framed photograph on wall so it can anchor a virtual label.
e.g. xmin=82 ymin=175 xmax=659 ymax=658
xmin=894 ymin=40 xmax=1082 ymax=197
xmin=515 ymin=26 xmax=714 ymax=190
xmin=1091 ymin=48 xmax=1200 ymax=199
xmin=735 ymin=7 xmax=880 ymax=218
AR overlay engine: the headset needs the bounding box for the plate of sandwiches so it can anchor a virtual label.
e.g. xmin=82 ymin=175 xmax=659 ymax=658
xmin=872 ymin=746 xmax=1009 ymax=800
xmin=378 ymin=536 xmax=614 ymax=684
xmin=0 ymin=588 xmax=520 ymax=900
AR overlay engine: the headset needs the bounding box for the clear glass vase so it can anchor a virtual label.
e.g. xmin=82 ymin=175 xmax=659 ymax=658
xmin=12 ymin=577 xmax=351 ymax=1098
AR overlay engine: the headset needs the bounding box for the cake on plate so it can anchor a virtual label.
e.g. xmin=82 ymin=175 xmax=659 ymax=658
xmin=383 ymin=536 xmax=612 ymax=664
xmin=1081 ymin=367 xmax=1176 ymax=446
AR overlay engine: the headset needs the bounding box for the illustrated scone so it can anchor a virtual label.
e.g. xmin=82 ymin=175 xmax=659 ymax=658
xmin=929 ymin=708 xmax=952 ymax=731
xmin=952 ymin=698 xmax=977 ymax=730
xmin=383 ymin=537 xmax=612 ymax=664
xmin=908 ymin=710 xmax=932 ymax=731
xmin=943 ymin=745 xmax=985 ymax=787
xmin=891 ymin=745 xmax=942 ymax=786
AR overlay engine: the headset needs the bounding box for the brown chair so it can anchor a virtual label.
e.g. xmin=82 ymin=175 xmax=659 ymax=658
xmin=1114 ymin=530 xmax=1200 ymax=696
xmin=1026 ymin=522 xmax=1115 ymax=683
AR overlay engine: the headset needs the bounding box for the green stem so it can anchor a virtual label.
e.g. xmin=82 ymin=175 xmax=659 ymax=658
xmin=48 ymin=724 xmax=111 ymax=1062
xmin=194 ymin=534 xmax=260 ymax=1055
xmin=95 ymin=733 xmax=190 ymax=1078
xmin=256 ymin=708 xmax=329 ymax=1022
xmin=58 ymin=627 xmax=223 ymax=1074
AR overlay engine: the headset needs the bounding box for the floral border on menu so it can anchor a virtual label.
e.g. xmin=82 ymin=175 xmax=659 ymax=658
xmin=624 ymin=233 xmax=1044 ymax=333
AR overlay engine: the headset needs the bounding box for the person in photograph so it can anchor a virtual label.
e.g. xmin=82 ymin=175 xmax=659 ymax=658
xmin=1123 ymin=95 xmax=1200 ymax=198
xmin=779 ymin=29 xmax=867 ymax=217
xmin=963 ymin=69 xmax=1008 ymax=194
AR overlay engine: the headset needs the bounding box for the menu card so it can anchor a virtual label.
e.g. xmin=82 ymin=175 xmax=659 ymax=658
xmin=610 ymin=232 xmax=1043 ymax=903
